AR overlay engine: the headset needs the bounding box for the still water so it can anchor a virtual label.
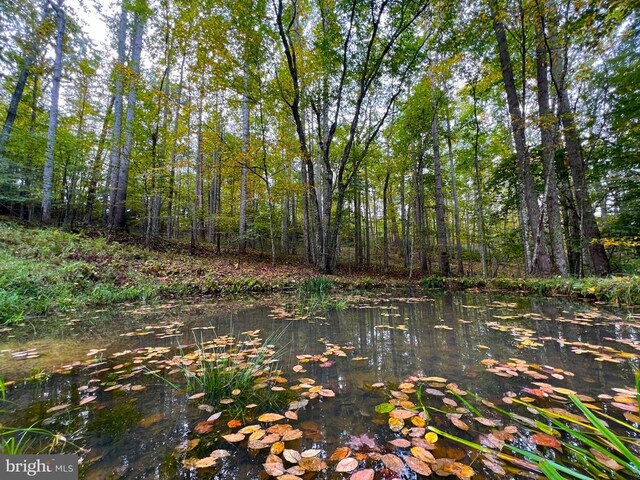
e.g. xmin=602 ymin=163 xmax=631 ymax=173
xmin=0 ymin=291 xmax=638 ymax=479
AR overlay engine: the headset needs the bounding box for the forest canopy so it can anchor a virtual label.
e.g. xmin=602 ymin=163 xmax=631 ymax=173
xmin=0 ymin=0 xmax=638 ymax=277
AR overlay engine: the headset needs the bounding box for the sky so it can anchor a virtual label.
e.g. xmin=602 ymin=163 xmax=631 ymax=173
xmin=67 ymin=0 xmax=110 ymax=52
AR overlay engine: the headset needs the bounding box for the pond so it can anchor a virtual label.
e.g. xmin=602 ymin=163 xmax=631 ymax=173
xmin=1 ymin=290 xmax=639 ymax=479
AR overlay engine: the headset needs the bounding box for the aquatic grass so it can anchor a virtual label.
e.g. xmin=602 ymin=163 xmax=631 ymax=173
xmin=153 ymin=328 xmax=294 ymax=415
xmin=297 ymin=276 xmax=333 ymax=296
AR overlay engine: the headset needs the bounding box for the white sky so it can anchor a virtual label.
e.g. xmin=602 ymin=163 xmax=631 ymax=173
xmin=67 ymin=0 xmax=111 ymax=52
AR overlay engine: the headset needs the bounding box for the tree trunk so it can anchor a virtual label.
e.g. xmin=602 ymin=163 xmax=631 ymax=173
xmin=106 ymin=3 xmax=127 ymax=225
xmin=383 ymin=168 xmax=390 ymax=273
xmin=445 ymin=102 xmax=463 ymax=276
xmin=112 ymin=11 xmax=145 ymax=229
xmin=85 ymin=96 xmax=114 ymax=223
xmin=239 ymin=63 xmax=249 ymax=253
xmin=41 ymin=0 xmax=65 ymax=224
xmin=534 ymin=15 xmax=568 ymax=276
xmin=471 ymin=83 xmax=487 ymax=278
xmin=431 ymin=111 xmax=450 ymax=276
xmin=489 ymin=0 xmax=552 ymax=276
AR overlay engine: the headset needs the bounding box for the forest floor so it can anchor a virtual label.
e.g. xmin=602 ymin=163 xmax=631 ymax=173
xmin=0 ymin=220 xmax=638 ymax=325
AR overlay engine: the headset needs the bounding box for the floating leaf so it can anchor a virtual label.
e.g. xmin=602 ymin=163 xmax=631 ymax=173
xmin=375 ymin=402 xmax=394 ymax=414
xmin=188 ymin=392 xmax=205 ymax=400
xmin=336 ymin=457 xmax=358 ymax=472
xmin=410 ymin=446 xmax=435 ymax=463
xmin=222 ymin=433 xmax=245 ymax=443
xmin=329 ymin=447 xmax=351 ymax=462
xmin=531 ymin=433 xmax=563 ymax=452
xmin=281 ymin=429 xmax=303 ymax=441
xmin=388 ymin=438 xmax=411 ymax=448
xmin=271 ymin=442 xmax=285 ymax=455
xmin=388 ymin=416 xmax=404 ymax=432
xmin=298 ymin=457 xmax=326 ymax=472
xmin=350 ymin=469 xmax=374 ymax=480
xmin=46 ymin=403 xmax=70 ymax=413
xmin=259 ymin=413 xmax=286 ymax=422
xmin=404 ymin=455 xmax=433 ymax=476
xmin=227 ymin=419 xmax=242 ymax=429
xmin=424 ymin=432 xmax=438 ymax=444
xmin=195 ymin=457 xmax=216 ymax=469
xmin=283 ymin=449 xmax=301 ymax=464
xmin=263 ymin=461 xmax=285 ymax=477
xmin=381 ymin=453 xmax=404 ymax=473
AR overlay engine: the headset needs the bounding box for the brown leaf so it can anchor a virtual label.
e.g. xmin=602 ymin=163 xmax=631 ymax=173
xmin=350 ymin=469 xmax=374 ymax=480
xmin=404 ymin=455 xmax=432 ymax=476
xmin=531 ymin=433 xmax=562 ymax=452
xmin=329 ymin=447 xmax=352 ymax=462
xmin=335 ymin=457 xmax=358 ymax=472
xmin=222 ymin=433 xmax=245 ymax=443
xmin=298 ymin=457 xmax=326 ymax=472
xmin=410 ymin=446 xmax=435 ymax=464
xmin=283 ymin=449 xmax=301 ymax=464
xmin=281 ymin=429 xmax=303 ymax=441
xmin=263 ymin=461 xmax=286 ymax=477
xmin=195 ymin=457 xmax=216 ymax=469
xmin=388 ymin=438 xmax=411 ymax=448
xmin=259 ymin=413 xmax=286 ymax=422
xmin=381 ymin=453 xmax=404 ymax=473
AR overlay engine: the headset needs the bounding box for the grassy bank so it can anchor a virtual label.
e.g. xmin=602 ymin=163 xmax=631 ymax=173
xmin=421 ymin=274 xmax=640 ymax=306
xmin=2 ymin=222 xmax=638 ymax=325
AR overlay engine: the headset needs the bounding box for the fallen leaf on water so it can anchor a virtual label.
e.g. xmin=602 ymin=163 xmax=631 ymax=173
xmin=188 ymin=392 xmax=205 ymax=400
xmin=222 ymin=433 xmax=245 ymax=443
xmin=46 ymin=404 xmax=71 ymax=413
xmin=388 ymin=438 xmax=411 ymax=448
xmin=283 ymin=449 xmax=301 ymax=463
xmin=381 ymin=453 xmax=404 ymax=473
xmin=335 ymin=457 xmax=358 ymax=472
xmin=411 ymin=446 xmax=435 ymax=463
xmin=79 ymin=396 xmax=97 ymax=406
xmin=259 ymin=413 xmax=286 ymax=422
xmin=263 ymin=461 xmax=285 ymax=476
xmin=329 ymin=447 xmax=351 ymax=462
xmin=531 ymin=433 xmax=563 ymax=452
xmin=298 ymin=456 xmax=326 ymax=472
xmin=350 ymin=469 xmax=374 ymax=480
xmin=227 ymin=419 xmax=242 ymax=429
xmin=424 ymin=432 xmax=438 ymax=444
xmin=404 ymin=455 xmax=432 ymax=476
xmin=195 ymin=457 xmax=216 ymax=469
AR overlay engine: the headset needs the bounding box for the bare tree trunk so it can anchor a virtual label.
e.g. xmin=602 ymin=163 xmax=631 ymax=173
xmin=445 ymin=102 xmax=463 ymax=276
xmin=105 ymin=4 xmax=127 ymax=225
xmin=85 ymin=96 xmax=114 ymax=223
xmin=194 ymin=86 xmax=204 ymax=243
xmin=41 ymin=0 xmax=65 ymax=224
xmin=364 ymin=165 xmax=371 ymax=267
xmin=535 ymin=15 xmax=568 ymax=276
xmin=239 ymin=63 xmax=249 ymax=253
xmin=431 ymin=110 xmax=450 ymax=276
xmin=112 ymin=11 xmax=145 ymax=229
xmin=490 ymin=0 xmax=552 ymax=276
xmin=166 ymin=52 xmax=186 ymax=239
xmin=471 ymin=85 xmax=487 ymax=278
xmin=383 ymin=168 xmax=390 ymax=273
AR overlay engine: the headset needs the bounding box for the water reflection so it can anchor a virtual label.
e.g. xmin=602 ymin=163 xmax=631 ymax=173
xmin=0 ymin=291 xmax=637 ymax=479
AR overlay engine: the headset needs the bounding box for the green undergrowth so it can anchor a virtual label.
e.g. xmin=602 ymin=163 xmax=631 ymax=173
xmin=421 ymin=274 xmax=640 ymax=305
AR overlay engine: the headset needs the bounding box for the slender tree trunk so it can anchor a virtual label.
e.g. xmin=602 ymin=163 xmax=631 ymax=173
xmin=431 ymin=110 xmax=450 ymax=276
xmin=85 ymin=96 xmax=114 ymax=223
xmin=106 ymin=4 xmax=127 ymax=225
xmin=490 ymin=0 xmax=552 ymax=276
xmin=41 ymin=0 xmax=65 ymax=224
xmin=471 ymin=85 xmax=487 ymax=278
xmin=112 ymin=11 xmax=145 ymax=229
xmin=194 ymin=86 xmax=204 ymax=242
xmin=166 ymin=52 xmax=186 ymax=239
xmin=535 ymin=15 xmax=569 ymax=276
xmin=364 ymin=165 xmax=371 ymax=267
xmin=445 ymin=103 xmax=463 ymax=276
xmin=383 ymin=168 xmax=390 ymax=273
xmin=239 ymin=63 xmax=249 ymax=253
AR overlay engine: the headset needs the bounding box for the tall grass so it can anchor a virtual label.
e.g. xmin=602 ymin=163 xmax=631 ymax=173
xmin=153 ymin=329 xmax=293 ymax=415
